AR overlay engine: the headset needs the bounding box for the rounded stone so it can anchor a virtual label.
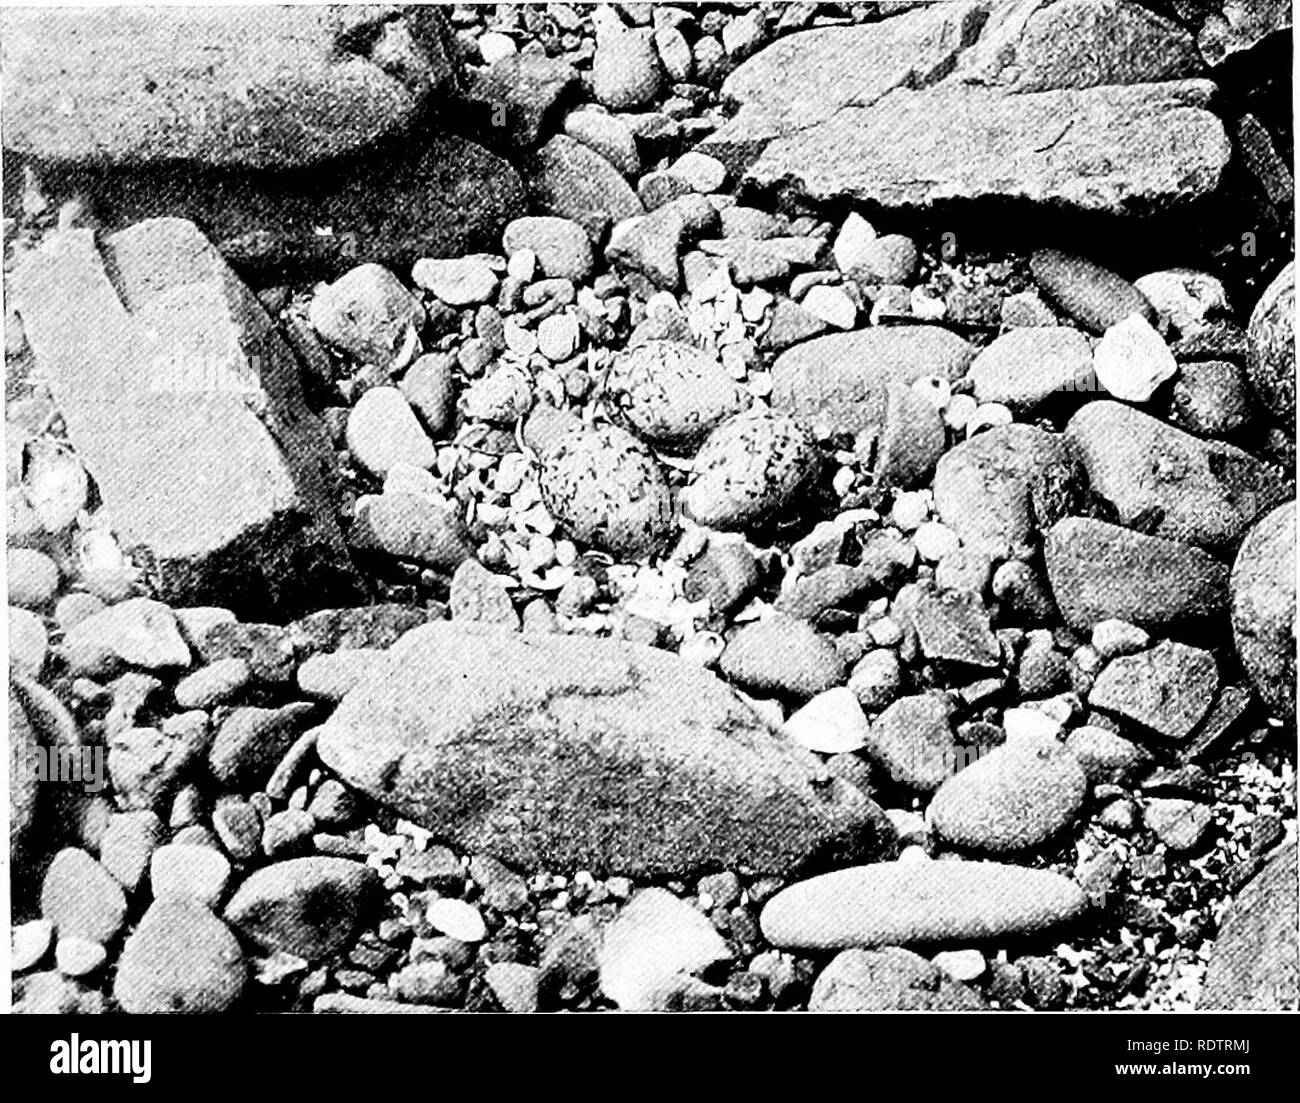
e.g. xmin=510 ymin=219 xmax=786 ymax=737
xmin=426 ymin=898 xmax=487 ymax=943
xmin=1231 ymin=501 xmax=1296 ymax=721
xmin=592 ymin=27 xmax=662 ymax=110
xmin=720 ymin=614 xmax=846 ymax=698
xmin=761 ymin=859 xmax=1088 ymax=950
xmin=8 ymin=605 xmax=48 ymax=677
xmin=114 ymin=900 xmax=245 ymax=1013
xmin=151 ymin=843 xmax=233 ymax=908
xmin=55 ymin=936 xmax=107 ymax=978
xmin=1246 ymin=261 xmax=1295 ymax=428
xmin=411 ymin=256 xmax=499 ymax=307
xmin=503 ymin=216 xmax=594 ymax=282
xmin=928 ymin=736 xmax=1088 ymax=853
xmin=6 ymin=548 xmax=59 ymax=608
xmin=40 ymin=847 xmax=127 ymax=944
xmin=223 ymin=856 xmax=377 ymax=962
xmin=1029 ymin=248 xmax=1155 ymax=334
xmin=967 ymin=326 xmax=1096 ymax=411
xmin=346 ymin=387 xmax=436 ymax=477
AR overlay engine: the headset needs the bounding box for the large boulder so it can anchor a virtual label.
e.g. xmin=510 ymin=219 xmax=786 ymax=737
xmin=315 ymin=622 xmax=893 ymax=878
xmin=12 ymin=220 xmax=361 ymax=614
xmin=1066 ymin=401 xmax=1287 ymax=553
xmin=1201 ymin=841 xmax=1298 ymax=1010
xmin=743 ymin=81 xmax=1230 ymax=217
xmin=0 ymin=6 xmax=459 ymax=168
xmin=1231 ymin=502 xmax=1296 ymax=721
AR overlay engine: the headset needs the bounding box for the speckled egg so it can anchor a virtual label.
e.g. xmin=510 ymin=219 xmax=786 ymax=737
xmin=681 ymin=409 xmax=821 ymax=530
xmin=604 ymin=340 xmax=750 ymax=451
xmin=539 ymin=425 xmax=676 ymax=559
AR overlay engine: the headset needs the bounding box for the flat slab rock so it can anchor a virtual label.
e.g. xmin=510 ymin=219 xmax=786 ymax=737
xmin=52 ymin=134 xmax=524 ymax=282
xmin=1200 ymin=841 xmax=1298 ymax=1010
xmin=760 ymin=859 xmax=1088 ymax=951
xmin=744 ymin=80 xmax=1229 ymax=217
xmin=12 ymin=219 xmax=360 ymax=614
xmin=314 ymin=622 xmax=893 ymax=879
xmin=0 ymin=6 xmax=458 ymax=169
xmin=707 ymin=0 xmax=991 ymax=160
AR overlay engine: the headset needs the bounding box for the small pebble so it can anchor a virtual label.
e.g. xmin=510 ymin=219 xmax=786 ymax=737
xmin=12 ymin=918 xmax=53 ymax=972
xmin=55 ymin=936 xmax=107 ymax=978
xmin=426 ymin=898 xmax=487 ymax=943
xmin=801 ymin=285 xmax=857 ymax=329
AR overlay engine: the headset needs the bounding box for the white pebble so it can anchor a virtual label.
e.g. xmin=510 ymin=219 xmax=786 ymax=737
xmin=782 ymin=686 xmax=870 ymax=755
xmin=1092 ymin=618 xmax=1151 ymax=659
xmin=966 ymin=401 xmax=1013 ymax=435
xmin=832 ymin=212 xmax=877 ymax=275
xmin=537 ymin=312 xmax=580 ymax=362
xmin=913 ymin=520 xmax=960 ymax=562
xmin=868 ymin=616 xmax=903 ymax=647
xmin=56 ymin=936 xmax=107 ymax=978
xmin=11 ymin=918 xmax=53 ymax=972
xmin=554 ymin=538 xmax=578 ymax=567
xmin=506 ymin=247 xmax=537 ymax=282
xmin=801 ymin=285 xmax=857 ymax=329
xmin=668 ymin=151 xmax=727 ymax=193
xmin=911 ymin=375 xmax=952 ymax=410
xmin=910 ymin=287 xmax=947 ymax=320
xmin=503 ymin=320 xmax=538 ymax=357
xmin=1002 ymin=707 xmax=1062 ymax=743
xmin=891 ymin=490 xmax=930 ymax=532
xmin=885 ymin=809 xmax=928 ymax=845
xmin=740 ymin=287 xmax=772 ymax=322
xmin=150 ymin=844 xmax=232 ymax=908
xmin=426 ymin=897 xmax=487 ymax=943
xmin=478 ymin=30 xmax=518 ymax=64
xmin=1094 ymin=313 xmax=1177 ymax=403
xmin=943 ymin=393 xmax=978 ymax=431
xmin=679 ymin=631 xmax=725 ymax=667
xmin=932 ymin=949 xmax=987 ymax=982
